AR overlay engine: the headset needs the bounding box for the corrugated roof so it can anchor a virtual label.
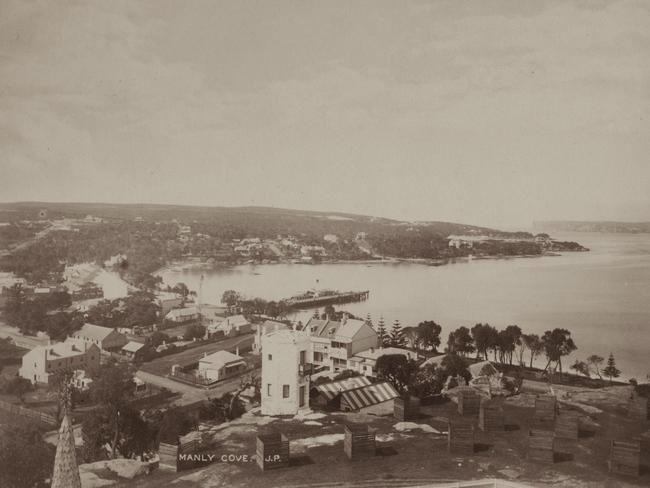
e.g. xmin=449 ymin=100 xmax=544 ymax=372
xmin=314 ymin=375 xmax=372 ymax=401
xmin=340 ymin=381 xmax=399 ymax=411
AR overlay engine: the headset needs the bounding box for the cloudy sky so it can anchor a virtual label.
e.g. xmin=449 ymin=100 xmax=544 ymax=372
xmin=1 ymin=0 xmax=649 ymax=228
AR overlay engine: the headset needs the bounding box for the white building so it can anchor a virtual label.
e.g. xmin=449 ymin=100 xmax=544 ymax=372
xmin=19 ymin=340 xmax=101 ymax=384
xmin=261 ymin=329 xmax=311 ymax=416
xmin=71 ymin=323 xmax=128 ymax=353
xmin=165 ymin=306 xmax=200 ymax=323
xmin=197 ymin=350 xmax=247 ymax=383
xmin=306 ymin=316 xmax=379 ymax=372
xmin=347 ymin=346 xmax=419 ymax=377
xmin=253 ymin=320 xmax=290 ymax=354
xmin=206 ymin=314 xmax=251 ymax=338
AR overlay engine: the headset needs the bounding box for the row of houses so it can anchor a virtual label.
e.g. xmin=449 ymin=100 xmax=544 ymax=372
xmin=19 ymin=323 xmax=146 ymax=384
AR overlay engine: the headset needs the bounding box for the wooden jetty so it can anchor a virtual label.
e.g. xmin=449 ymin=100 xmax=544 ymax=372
xmin=344 ymin=424 xmax=376 ymax=461
xmin=285 ymin=290 xmax=370 ymax=309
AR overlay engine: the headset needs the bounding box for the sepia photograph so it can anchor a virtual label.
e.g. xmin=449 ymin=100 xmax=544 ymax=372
xmin=1 ymin=1 xmax=649 ymax=487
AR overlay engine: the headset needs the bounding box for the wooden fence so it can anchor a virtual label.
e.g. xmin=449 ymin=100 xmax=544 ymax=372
xmin=528 ymin=429 xmax=555 ymax=463
xmin=447 ymin=420 xmax=474 ymax=455
xmin=256 ymin=431 xmax=290 ymax=471
xmin=609 ymin=440 xmax=640 ymax=477
xmin=344 ymin=424 xmax=376 ymax=461
xmin=0 ymin=399 xmax=57 ymax=427
xmin=479 ymin=399 xmax=504 ymax=432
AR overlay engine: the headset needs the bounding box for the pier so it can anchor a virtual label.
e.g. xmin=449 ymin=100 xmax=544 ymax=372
xmin=285 ymin=290 xmax=370 ymax=309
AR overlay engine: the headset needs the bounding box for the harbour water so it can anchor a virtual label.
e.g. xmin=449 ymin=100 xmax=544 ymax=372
xmin=158 ymin=232 xmax=650 ymax=380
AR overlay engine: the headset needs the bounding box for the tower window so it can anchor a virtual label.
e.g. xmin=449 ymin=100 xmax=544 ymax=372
xmin=283 ymin=385 xmax=290 ymax=398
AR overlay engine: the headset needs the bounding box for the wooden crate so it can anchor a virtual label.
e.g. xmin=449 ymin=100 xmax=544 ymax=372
xmin=447 ymin=420 xmax=474 ymax=455
xmin=344 ymin=424 xmax=376 ymax=461
xmin=533 ymin=395 xmax=557 ymax=424
xmin=555 ymin=410 xmax=579 ymax=440
xmin=627 ymin=395 xmax=649 ymax=421
xmin=609 ymin=440 xmax=640 ymax=477
xmin=458 ymin=390 xmax=481 ymax=417
xmin=158 ymin=442 xmax=179 ymax=471
xmin=256 ymin=432 xmax=290 ymax=471
xmin=479 ymin=399 xmax=504 ymax=432
xmin=394 ymin=396 xmax=421 ymax=421
xmin=528 ymin=429 xmax=555 ymax=463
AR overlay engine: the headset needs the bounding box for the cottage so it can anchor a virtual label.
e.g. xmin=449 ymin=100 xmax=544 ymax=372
xmin=165 ymin=306 xmax=201 ymax=324
xmin=207 ymin=314 xmax=251 ymax=338
xmin=348 ymin=347 xmax=418 ymax=377
xmin=19 ymin=340 xmax=100 ymax=384
xmin=121 ymin=341 xmax=146 ymax=360
xmin=71 ymin=323 xmax=128 ymax=352
xmin=197 ymin=350 xmax=247 ymax=383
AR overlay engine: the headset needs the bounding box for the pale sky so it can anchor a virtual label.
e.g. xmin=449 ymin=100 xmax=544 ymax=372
xmin=1 ymin=0 xmax=649 ymax=228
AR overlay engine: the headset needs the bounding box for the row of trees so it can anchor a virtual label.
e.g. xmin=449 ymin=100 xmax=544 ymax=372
xmin=446 ymin=323 xmax=579 ymax=375
xmin=571 ymin=353 xmax=621 ymax=383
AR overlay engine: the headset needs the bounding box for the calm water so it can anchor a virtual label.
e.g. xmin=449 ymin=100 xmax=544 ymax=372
xmin=158 ymin=232 xmax=650 ymax=379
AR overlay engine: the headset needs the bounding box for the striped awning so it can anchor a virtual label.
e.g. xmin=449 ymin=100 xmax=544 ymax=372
xmin=340 ymin=381 xmax=399 ymax=411
xmin=314 ymin=376 xmax=372 ymax=401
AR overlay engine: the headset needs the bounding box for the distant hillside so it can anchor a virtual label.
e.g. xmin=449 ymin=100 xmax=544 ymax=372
xmin=0 ymin=201 xmax=519 ymax=238
xmin=535 ymin=221 xmax=650 ymax=234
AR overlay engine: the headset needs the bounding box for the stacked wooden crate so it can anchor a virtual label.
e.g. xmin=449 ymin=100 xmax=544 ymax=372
xmin=608 ymin=440 xmax=641 ymax=477
xmin=158 ymin=442 xmax=179 ymax=471
xmin=533 ymin=395 xmax=557 ymax=425
xmin=554 ymin=409 xmax=579 ymax=440
xmin=344 ymin=424 xmax=376 ymax=461
xmin=256 ymin=431 xmax=290 ymax=471
xmin=627 ymin=394 xmax=649 ymax=421
xmin=447 ymin=420 xmax=475 ymax=455
xmin=458 ymin=389 xmax=481 ymax=417
xmin=479 ymin=399 xmax=504 ymax=432
xmin=394 ymin=396 xmax=421 ymax=421
xmin=528 ymin=429 xmax=555 ymax=463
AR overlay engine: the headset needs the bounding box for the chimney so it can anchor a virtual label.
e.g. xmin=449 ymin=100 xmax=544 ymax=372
xmin=203 ymin=352 xmax=208 ymax=358
xmin=370 ymin=347 xmax=374 ymax=353
xmin=235 ymin=346 xmax=240 ymax=356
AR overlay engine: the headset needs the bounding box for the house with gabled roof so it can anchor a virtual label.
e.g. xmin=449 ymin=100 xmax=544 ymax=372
xmin=306 ymin=316 xmax=378 ymax=373
xmin=71 ymin=323 xmax=128 ymax=352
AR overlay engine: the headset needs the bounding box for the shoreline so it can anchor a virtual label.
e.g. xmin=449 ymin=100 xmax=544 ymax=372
xmin=156 ymin=250 xmax=577 ymax=275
